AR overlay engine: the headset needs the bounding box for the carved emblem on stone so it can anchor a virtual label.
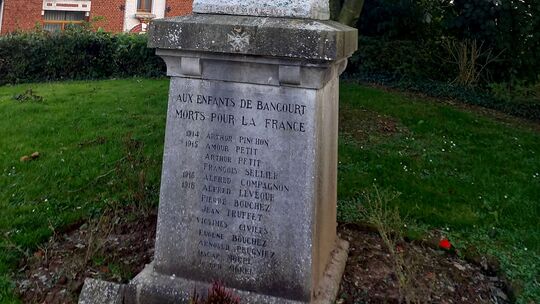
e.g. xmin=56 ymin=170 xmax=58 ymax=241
xmin=227 ymin=28 xmax=250 ymax=52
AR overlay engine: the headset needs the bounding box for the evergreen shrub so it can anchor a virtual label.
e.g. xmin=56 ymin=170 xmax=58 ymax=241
xmin=0 ymin=27 xmax=165 ymax=85
xmin=347 ymin=37 xmax=453 ymax=83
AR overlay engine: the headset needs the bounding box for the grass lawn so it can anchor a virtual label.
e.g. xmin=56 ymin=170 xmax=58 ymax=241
xmin=338 ymin=83 xmax=540 ymax=302
xmin=0 ymin=79 xmax=168 ymax=303
xmin=0 ymin=79 xmax=539 ymax=303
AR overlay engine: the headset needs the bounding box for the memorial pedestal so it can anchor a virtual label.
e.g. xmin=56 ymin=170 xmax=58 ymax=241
xmin=79 ymin=11 xmax=357 ymax=304
xmin=130 ymin=14 xmax=357 ymax=304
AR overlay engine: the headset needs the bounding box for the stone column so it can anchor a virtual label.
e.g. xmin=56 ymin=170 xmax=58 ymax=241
xmin=82 ymin=1 xmax=357 ymax=304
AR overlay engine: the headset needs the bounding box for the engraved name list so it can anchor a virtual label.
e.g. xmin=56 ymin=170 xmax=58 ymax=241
xmin=167 ymin=81 xmax=313 ymax=281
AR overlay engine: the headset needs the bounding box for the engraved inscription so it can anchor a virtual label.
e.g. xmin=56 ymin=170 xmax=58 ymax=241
xmin=172 ymin=84 xmax=309 ymax=280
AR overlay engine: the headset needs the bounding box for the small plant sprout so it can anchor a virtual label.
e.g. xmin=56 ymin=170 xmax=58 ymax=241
xmin=357 ymin=187 xmax=422 ymax=303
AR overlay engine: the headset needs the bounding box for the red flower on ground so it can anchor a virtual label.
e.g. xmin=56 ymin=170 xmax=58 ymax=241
xmin=439 ymin=238 xmax=452 ymax=250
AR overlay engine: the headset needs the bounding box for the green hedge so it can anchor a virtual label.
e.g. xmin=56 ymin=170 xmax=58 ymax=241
xmin=346 ymin=37 xmax=454 ymax=83
xmin=0 ymin=27 xmax=165 ymax=85
xmin=347 ymin=75 xmax=540 ymax=122
xmin=344 ymin=37 xmax=540 ymax=122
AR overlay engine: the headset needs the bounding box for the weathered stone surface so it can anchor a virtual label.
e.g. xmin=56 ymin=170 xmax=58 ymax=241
xmin=125 ymin=239 xmax=349 ymax=304
xmin=148 ymin=14 xmax=358 ymax=61
xmin=150 ymin=73 xmax=339 ymax=302
xmin=78 ymin=279 xmax=124 ymax=304
xmin=155 ymin=49 xmax=348 ymax=89
xmin=313 ymin=239 xmax=350 ymax=304
xmin=193 ymin=0 xmax=330 ymax=20
xmin=125 ymin=264 xmax=306 ymax=304
xmin=123 ymin=12 xmax=357 ymax=304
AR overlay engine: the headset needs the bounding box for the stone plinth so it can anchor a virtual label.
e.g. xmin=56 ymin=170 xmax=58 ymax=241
xmin=128 ymin=14 xmax=357 ymax=304
xmin=79 ymin=8 xmax=357 ymax=304
xmin=78 ymin=279 xmax=124 ymax=304
xmin=193 ymin=0 xmax=330 ymax=20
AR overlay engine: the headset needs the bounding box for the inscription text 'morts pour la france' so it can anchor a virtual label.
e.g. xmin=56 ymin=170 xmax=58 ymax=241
xmin=174 ymin=92 xmax=308 ymax=133
xmin=173 ymin=85 xmax=309 ymax=279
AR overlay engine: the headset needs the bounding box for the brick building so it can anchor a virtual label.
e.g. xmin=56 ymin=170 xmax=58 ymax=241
xmin=0 ymin=0 xmax=193 ymax=34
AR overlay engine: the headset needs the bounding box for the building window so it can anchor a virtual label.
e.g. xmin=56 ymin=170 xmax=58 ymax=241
xmin=43 ymin=11 xmax=86 ymax=32
xmin=137 ymin=0 xmax=153 ymax=12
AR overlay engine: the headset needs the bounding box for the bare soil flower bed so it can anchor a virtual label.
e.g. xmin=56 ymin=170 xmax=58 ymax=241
xmin=337 ymin=225 xmax=510 ymax=304
xmin=16 ymin=206 xmax=157 ymax=304
xmin=15 ymin=206 xmax=510 ymax=304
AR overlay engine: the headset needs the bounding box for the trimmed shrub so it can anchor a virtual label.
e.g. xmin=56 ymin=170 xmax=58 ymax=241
xmin=0 ymin=27 xmax=165 ymax=85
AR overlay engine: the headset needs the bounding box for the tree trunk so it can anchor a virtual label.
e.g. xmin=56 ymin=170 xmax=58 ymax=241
xmin=329 ymin=0 xmax=343 ymax=21
xmin=338 ymin=0 xmax=365 ymax=27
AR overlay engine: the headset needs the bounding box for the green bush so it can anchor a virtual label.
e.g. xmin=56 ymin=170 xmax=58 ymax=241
xmin=489 ymin=82 xmax=540 ymax=104
xmin=0 ymin=27 xmax=165 ymax=85
xmin=345 ymin=37 xmax=540 ymax=121
xmin=346 ymin=37 xmax=454 ymax=82
xmin=356 ymin=0 xmax=540 ymax=84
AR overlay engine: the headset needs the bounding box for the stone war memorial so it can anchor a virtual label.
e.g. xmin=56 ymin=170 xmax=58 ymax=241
xmin=79 ymin=0 xmax=357 ymax=303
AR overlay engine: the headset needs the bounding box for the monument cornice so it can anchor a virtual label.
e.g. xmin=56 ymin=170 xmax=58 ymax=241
xmin=148 ymin=14 xmax=358 ymax=62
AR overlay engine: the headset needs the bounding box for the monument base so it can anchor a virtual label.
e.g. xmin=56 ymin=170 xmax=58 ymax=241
xmin=123 ymin=239 xmax=349 ymax=304
xmin=79 ymin=11 xmax=357 ymax=304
